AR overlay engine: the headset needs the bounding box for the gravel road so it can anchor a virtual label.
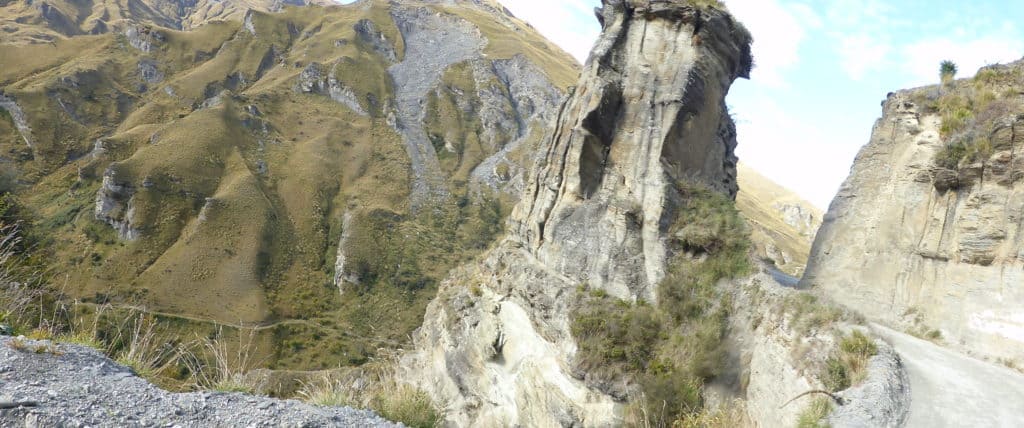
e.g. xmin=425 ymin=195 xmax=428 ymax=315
xmin=872 ymin=324 xmax=1024 ymax=427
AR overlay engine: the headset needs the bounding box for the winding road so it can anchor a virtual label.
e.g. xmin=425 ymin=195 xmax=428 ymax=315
xmin=771 ymin=270 xmax=1024 ymax=426
xmin=871 ymin=324 xmax=1024 ymax=427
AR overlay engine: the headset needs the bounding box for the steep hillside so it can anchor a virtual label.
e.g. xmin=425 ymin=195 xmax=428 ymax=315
xmin=736 ymin=163 xmax=821 ymax=275
xmin=0 ymin=0 xmax=577 ymax=371
xmin=803 ymin=60 xmax=1024 ymax=363
xmin=0 ymin=0 xmax=329 ymax=43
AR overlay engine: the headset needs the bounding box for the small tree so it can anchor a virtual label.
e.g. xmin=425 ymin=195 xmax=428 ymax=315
xmin=940 ymin=60 xmax=958 ymax=86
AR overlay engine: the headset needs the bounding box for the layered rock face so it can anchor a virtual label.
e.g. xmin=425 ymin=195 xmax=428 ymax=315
xmin=803 ymin=70 xmax=1024 ymax=362
xmin=405 ymin=1 xmax=753 ymax=425
xmin=510 ymin=0 xmax=753 ymax=302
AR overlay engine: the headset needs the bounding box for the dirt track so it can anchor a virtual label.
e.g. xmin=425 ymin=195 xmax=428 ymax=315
xmin=872 ymin=324 xmax=1024 ymax=427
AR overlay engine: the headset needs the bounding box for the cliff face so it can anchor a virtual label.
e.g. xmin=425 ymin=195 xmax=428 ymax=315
xmin=509 ymin=0 xmax=752 ymax=302
xmin=404 ymin=1 xmax=754 ymax=425
xmin=803 ymin=62 xmax=1024 ymax=362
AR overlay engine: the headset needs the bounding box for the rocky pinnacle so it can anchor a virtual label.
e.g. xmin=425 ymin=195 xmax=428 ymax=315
xmin=405 ymin=1 xmax=751 ymax=425
xmin=509 ymin=0 xmax=752 ymax=302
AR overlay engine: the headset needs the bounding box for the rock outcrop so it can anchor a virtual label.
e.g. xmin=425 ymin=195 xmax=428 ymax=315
xmin=802 ymin=65 xmax=1024 ymax=363
xmin=404 ymin=1 xmax=754 ymax=425
xmin=0 ymin=93 xmax=34 ymax=149
xmin=94 ymin=168 xmax=139 ymax=241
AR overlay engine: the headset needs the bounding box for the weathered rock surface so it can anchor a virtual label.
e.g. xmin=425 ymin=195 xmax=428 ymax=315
xmin=387 ymin=4 xmax=485 ymax=206
xmin=509 ymin=0 xmax=752 ymax=302
xmin=295 ymin=61 xmax=368 ymax=115
xmin=802 ymin=84 xmax=1024 ymax=363
xmin=0 ymin=93 xmax=34 ymax=148
xmin=94 ymin=167 xmax=139 ymax=241
xmin=403 ymin=1 xmax=766 ymax=425
xmin=0 ymin=336 xmax=398 ymax=427
xmin=714 ymin=271 xmax=908 ymax=428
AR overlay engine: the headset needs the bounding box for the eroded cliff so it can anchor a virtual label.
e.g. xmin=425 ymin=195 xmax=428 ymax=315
xmin=401 ymin=1 xmax=852 ymax=425
xmin=803 ymin=61 xmax=1024 ymax=364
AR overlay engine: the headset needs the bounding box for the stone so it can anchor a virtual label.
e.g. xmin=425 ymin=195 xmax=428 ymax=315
xmin=803 ymin=85 xmax=1024 ymax=363
xmin=402 ymin=1 xmax=757 ymax=425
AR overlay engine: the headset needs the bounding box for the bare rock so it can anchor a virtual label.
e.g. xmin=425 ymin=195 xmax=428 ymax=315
xmin=403 ymin=1 xmax=752 ymax=425
xmin=802 ymin=88 xmax=1024 ymax=363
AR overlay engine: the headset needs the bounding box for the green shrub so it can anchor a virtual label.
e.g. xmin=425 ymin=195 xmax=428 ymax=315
xmin=570 ymin=181 xmax=752 ymax=426
xmin=940 ymin=60 xmax=958 ymax=86
xmin=935 ymin=140 xmax=968 ymax=169
xmin=796 ymin=397 xmax=832 ymax=428
xmin=371 ymin=385 xmax=440 ymax=428
xmin=822 ymin=330 xmax=878 ymax=392
xmin=780 ymin=292 xmax=845 ymax=335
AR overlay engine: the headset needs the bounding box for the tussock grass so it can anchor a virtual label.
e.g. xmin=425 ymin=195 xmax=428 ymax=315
xmin=822 ymin=330 xmax=878 ymax=392
xmin=923 ymin=63 xmax=1024 ymax=170
xmin=779 ymin=292 xmax=853 ymax=335
xmin=176 ymin=327 xmax=266 ymax=394
xmin=796 ymin=397 xmax=832 ymax=428
xmin=296 ymin=360 xmax=440 ymax=428
xmin=673 ymin=400 xmax=749 ymax=428
xmin=111 ymin=313 xmax=177 ymax=380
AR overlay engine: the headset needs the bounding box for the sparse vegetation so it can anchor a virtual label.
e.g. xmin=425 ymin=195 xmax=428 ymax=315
xmin=297 ymin=364 xmax=440 ymax=428
xmin=672 ymin=400 xmax=749 ymax=428
xmin=111 ymin=313 xmax=178 ymax=381
xmin=940 ymin=60 xmax=958 ymax=87
xmin=176 ymin=327 xmax=265 ymax=394
xmin=571 ymin=182 xmax=752 ymax=426
xmin=7 ymin=336 xmax=63 ymax=355
xmin=924 ymin=62 xmax=1024 ymax=172
xmin=796 ymin=397 xmax=832 ymax=428
xmin=821 ymin=330 xmax=878 ymax=392
xmin=779 ymin=292 xmax=852 ymax=335
xmin=371 ymin=385 xmax=440 ymax=428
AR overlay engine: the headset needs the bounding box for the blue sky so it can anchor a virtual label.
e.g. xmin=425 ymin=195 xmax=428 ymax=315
xmin=498 ymin=0 xmax=1024 ymax=208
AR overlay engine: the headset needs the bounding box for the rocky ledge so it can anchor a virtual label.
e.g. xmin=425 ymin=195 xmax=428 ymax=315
xmin=0 ymin=337 xmax=397 ymax=427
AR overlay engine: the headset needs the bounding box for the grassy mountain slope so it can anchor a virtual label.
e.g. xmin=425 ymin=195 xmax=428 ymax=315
xmin=0 ymin=0 xmax=576 ymax=371
xmin=736 ymin=163 xmax=822 ymax=275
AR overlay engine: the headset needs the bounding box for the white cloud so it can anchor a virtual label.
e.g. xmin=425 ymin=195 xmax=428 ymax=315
xmin=900 ymin=37 xmax=1024 ymax=86
xmin=732 ymin=90 xmax=864 ymax=210
xmin=838 ymin=34 xmax=891 ymax=80
xmin=726 ymin=0 xmax=817 ymax=87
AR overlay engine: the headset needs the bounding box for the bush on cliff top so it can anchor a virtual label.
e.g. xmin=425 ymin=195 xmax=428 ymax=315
xmin=571 ymin=182 xmax=752 ymax=427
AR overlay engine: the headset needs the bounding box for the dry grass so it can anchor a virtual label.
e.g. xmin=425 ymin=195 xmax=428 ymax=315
xmin=796 ymin=397 xmax=832 ymax=428
xmin=176 ymin=327 xmax=266 ymax=394
xmin=673 ymin=400 xmax=749 ymax=428
xmin=296 ymin=358 xmax=440 ymax=428
xmin=111 ymin=313 xmax=177 ymax=380
xmin=822 ymin=330 xmax=878 ymax=392
xmin=7 ymin=336 xmax=63 ymax=355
